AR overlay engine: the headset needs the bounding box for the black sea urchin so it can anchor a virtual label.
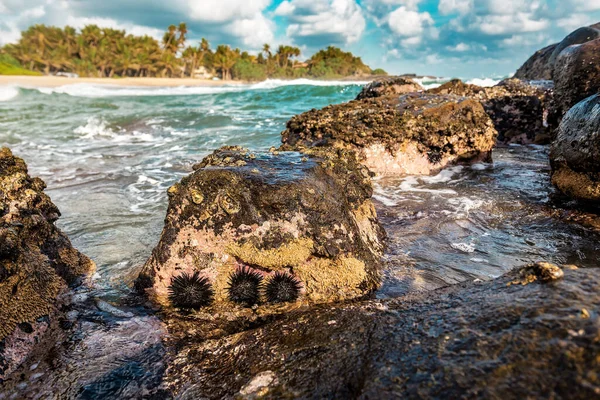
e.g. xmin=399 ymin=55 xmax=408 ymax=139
xmin=168 ymin=271 xmax=214 ymax=309
xmin=226 ymin=267 xmax=263 ymax=306
xmin=265 ymin=272 xmax=301 ymax=303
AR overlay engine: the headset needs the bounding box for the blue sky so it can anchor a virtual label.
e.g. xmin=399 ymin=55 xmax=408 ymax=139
xmin=1 ymin=0 xmax=599 ymax=78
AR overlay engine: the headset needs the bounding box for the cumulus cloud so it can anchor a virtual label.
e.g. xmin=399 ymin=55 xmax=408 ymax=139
xmin=275 ymin=0 xmax=366 ymax=45
xmin=438 ymin=0 xmax=473 ymax=16
xmin=0 ymin=0 xmax=275 ymax=50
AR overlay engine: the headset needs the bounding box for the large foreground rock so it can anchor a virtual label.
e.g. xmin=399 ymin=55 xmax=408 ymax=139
xmin=428 ymin=78 xmax=553 ymax=143
xmin=164 ymin=263 xmax=599 ymax=399
xmin=137 ymin=147 xmax=385 ymax=312
xmin=515 ymin=23 xmax=600 ymax=80
xmin=0 ymin=148 xmax=95 ymax=380
xmin=554 ymin=38 xmax=600 ymax=120
xmin=550 ymin=95 xmax=600 ymax=202
xmin=280 ymin=93 xmax=497 ymax=176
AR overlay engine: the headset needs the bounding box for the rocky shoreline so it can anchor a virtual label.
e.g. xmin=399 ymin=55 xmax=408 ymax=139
xmin=2 ymin=22 xmax=600 ymax=399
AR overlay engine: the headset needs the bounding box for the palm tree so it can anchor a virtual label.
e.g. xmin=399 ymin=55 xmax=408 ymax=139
xmin=214 ymin=44 xmax=237 ymax=80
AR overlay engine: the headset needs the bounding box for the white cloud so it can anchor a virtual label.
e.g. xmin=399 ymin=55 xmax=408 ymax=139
xmin=477 ymin=13 xmax=549 ymax=35
xmin=65 ymin=16 xmax=165 ymax=39
xmin=226 ymin=13 xmax=275 ymax=48
xmin=447 ymin=42 xmax=470 ymax=51
xmin=387 ymin=7 xmax=433 ymax=37
xmin=438 ymin=0 xmax=473 ymax=15
xmin=186 ymin=0 xmax=270 ymax=23
xmin=277 ymin=0 xmax=366 ymax=45
xmin=20 ymin=5 xmax=45 ymax=19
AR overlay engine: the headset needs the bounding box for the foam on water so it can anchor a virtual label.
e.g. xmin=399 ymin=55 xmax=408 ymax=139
xmin=466 ymin=78 xmax=501 ymax=87
xmin=27 ymin=79 xmax=369 ymax=98
xmin=0 ymin=85 xmax=19 ymax=101
xmin=73 ymin=116 xmax=116 ymax=138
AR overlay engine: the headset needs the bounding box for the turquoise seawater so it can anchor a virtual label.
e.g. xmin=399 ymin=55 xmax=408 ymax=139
xmin=0 ymin=80 xmax=366 ymax=295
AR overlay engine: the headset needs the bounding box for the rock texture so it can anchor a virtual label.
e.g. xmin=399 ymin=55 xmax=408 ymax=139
xmin=514 ymin=23 xmax=600 ymax=81
xmin=428 ymin=78 xmax=553 ymax=144
xmin=0 ymin=147 xmax=95 ymax=380
xmin=514 ymin=44 xmax=557 ymax=81
xmin=137 ymin=147 xmax=385 ymax=312
xmin=553 ymin=38 xmax=600 ymax=120
xmin=355 ymin=76 xmax=422 ymax=100
xmin=550 ymin=94 xmax=600 ymax=202
xmin=165 ymin=263 xmax=600 ymax=399
xmin=280 ymin=92 xmax=497 ymax=176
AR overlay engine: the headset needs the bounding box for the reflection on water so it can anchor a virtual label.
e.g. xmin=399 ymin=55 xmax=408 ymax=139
xmin=376 ymin=145 xmax=600 ymax=297
xmin=1 ymin=83 xmax=600 ymax=397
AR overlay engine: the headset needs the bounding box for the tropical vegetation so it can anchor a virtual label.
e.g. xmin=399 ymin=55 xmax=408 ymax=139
xmin=0 ymin=23 xmax=386 ymax=81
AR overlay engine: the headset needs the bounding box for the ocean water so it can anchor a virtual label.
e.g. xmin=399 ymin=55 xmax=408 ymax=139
xmin=2 ymin=79 xmax=600 ymax=397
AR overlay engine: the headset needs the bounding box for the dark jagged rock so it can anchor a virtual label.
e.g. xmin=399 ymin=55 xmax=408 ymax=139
xmin=550 ymin=94 xmax=600 ymax=202
xmin=514 ymin=23 xmax=600 ymax=81
xmin=137 ymin=146 xmax=385 ymax=312
xmin=0 ymin=147 xmax=95 ymax=380
xmin=553 ymin=38 xmax=600 ymax=121
xmin=355 ymin=76 xmax=422 ymax=100
xmin=164 ymin=264 xmax=600 ymax=399
xmin=514 ymin=43 xmax=557 ymax=80
xmin=428 ymin=78 xmax=553 ymax=144
xmin=280 ymin=92 xmax=497 ymax=176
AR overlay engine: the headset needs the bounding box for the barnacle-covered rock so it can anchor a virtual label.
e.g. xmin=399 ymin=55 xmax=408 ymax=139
xmin=355 ymin=76 xmax=422 ymax=100
xmin=137 ymin=146 xmax=385 ymax=310
xmin=428 ymin=78 xmax=554 ymax=144
xmin=280 ymin=92 xmax=497 ymax=176
xmin=0 ymin=147 xmax=95 ymax=380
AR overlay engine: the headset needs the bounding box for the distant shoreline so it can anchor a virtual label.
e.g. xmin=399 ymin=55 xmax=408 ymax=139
xmin=0 ymin=75 xmax=250 ymax=88
xmin=0 ymin=75 xmax=384 ymax=88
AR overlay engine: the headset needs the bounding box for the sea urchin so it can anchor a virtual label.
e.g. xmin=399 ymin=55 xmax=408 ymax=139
xmin=226 ymin=267 xmax=263 ymax=306
xmin=265 ymin=272 xmax=301 ymax=303
xmin=168 ymin=271 xmax=214 ymax=309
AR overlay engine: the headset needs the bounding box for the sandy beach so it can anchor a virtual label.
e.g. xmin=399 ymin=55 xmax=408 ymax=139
xmin=0 ymin=75 xmax=245 ymax=87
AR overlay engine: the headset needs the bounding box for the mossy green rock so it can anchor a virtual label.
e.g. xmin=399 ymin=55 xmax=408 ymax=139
xmin=0 ymin=147 xmax=95 ymax=380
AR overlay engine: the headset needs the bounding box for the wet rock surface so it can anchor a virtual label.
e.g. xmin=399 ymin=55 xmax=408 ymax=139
xmin=137 ymin=146 xmax=385 ymax=314
xmin=553 ymin=38 xmax=600 ymax=121
xmin=165 ymin=264 xmax=600 ymax=399
xmin=280 ymin=92 xmax=497 ymax=176
xmin=355 ymin=76 xmax=422 ymax=100
xmin=428 ymin=78 xmax=553 ymax=144
xmin=0 ymin=148 xmax=95 ymax=380
xmin=550 ymin=94 xmax=600 ymax=202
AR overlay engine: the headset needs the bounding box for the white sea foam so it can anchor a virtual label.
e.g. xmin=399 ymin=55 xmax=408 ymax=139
xmin=451 ymin=242 xmax=476 ymax=253
xmin=466 ymin=78 xmax=500 ymax=87
xmin=414 ymin=77 xmax=448 ymax=90
xmin=74 ymin=117 xmax=115 ymax=138
xmin=28 ymin=79 xmax=368 ymax=98
xmin=0 ymin=86 xmax=19 ymax=102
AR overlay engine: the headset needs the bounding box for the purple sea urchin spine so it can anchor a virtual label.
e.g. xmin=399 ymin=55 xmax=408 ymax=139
xmin=168 ymin=271 xmax=214 ymax=309
xmin=265 ymin=272 xmax=301 ymax=303
xmin=226 ymin=267 xmax=263 ymax=306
